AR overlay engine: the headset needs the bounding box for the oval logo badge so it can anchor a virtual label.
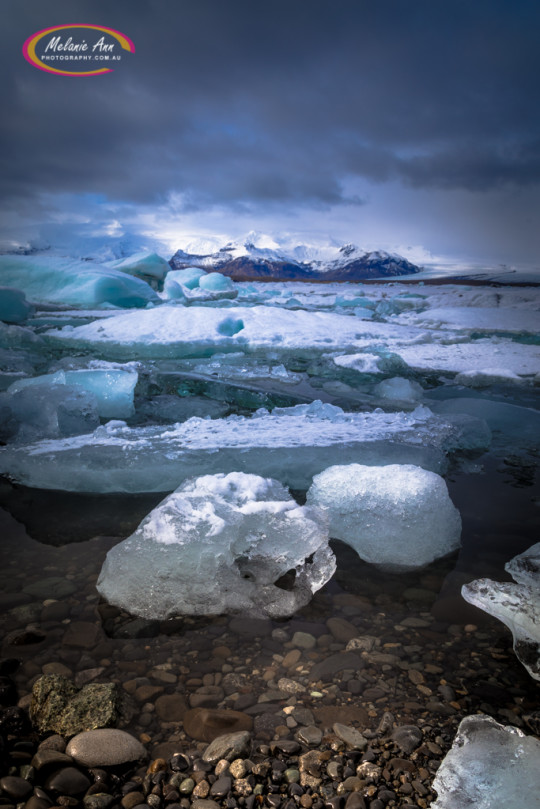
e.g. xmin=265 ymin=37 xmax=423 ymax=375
xmin=23 ymin=24 xmax=135 ymax=76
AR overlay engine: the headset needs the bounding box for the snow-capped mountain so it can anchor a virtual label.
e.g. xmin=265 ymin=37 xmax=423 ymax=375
xmin=169 ymin=234 xmax=421 ymax=281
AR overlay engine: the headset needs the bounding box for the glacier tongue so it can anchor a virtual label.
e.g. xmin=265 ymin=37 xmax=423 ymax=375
xmin=0 ymin=401 xmax=488 ymax=493
xmin=96 ymin=472 xmax=335 ymax=619
xmin=431 ymin=715 xmax=540 ymax=809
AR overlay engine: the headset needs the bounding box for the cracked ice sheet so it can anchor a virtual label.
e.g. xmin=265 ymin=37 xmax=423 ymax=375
xmin=397 ymin=306 xmax=540 ymax=334
xmin=0 ymin=403 xmax=469 ymax=493
xmin=44 ymin=305 xmax=425 ymax=359
xmin=388 ymin=338 xmax=540 ymax=377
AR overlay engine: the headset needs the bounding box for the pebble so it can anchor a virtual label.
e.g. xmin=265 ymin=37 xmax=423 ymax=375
xmin=332 ymin=723 xmax=368 ymax=750
xmin=44 ymin=766 xmax=92 ymax=795
xmin=296 ymin=725 xmax=323 ymax=746
xmin=66 ymin=729 xmax=146 ymax=767
xmin=292 ymin=632 xmax=317 ymax=650
xmin=202 ymin=731 xmax=252 ymax=764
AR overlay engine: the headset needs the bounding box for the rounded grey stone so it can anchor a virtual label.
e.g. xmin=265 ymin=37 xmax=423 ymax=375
xmin=66 ymin=729 xmax=146 ymax=767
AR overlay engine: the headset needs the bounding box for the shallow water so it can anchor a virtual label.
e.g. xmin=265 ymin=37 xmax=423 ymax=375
xmin=1 ymin=439 xmax=539 ymax=757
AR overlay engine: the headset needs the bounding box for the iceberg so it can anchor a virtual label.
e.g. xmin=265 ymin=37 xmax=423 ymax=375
xmin=0 ymin=287 xmax=34 ymax=324
xmin=107 ymin=251 xmax=169 ymax=281
xmin=198 ymin=272 xmax=236 ymax=292
xmin=0 ymin=402 xmax=483 ymax=493
xmin=2 ymin=383 xmax=100 ymax=442
xmin=414 ymin=306 xmax=540 ymax=335
xmin=431 ymin=715 xmax=540 ymax=809
xmin=45 ymin=305 xmax=423 ymax=360
xmin=8 ymin=368 xmax=138 ymax=420
xmin=307 ymin=463 xmax=461 ymax=571
xmin=462 ymin=543 xmax=540 ymax=680
xmin=0 ymin=255 xmax=160 ymax=308
xmin=392 ymin=339 xmax=539 ymax=378
xmin=96 ymin=472 xmax=335 ymax=619
xmin=373 ymin=376 xmax=424 ymax=401
xmin=429 ymin=398 xmax=540 ymax=455
xmin=165 ymin=267 xmax=207 ymax=289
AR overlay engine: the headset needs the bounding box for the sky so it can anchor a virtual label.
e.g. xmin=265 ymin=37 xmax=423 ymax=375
xmin=2 ymin=0 xmax=540 ymax=270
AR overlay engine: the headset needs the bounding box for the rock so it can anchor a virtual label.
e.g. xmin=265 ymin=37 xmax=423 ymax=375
xmin=431 ymin=715 xmax=540 ymax=808
xmin=462 ymin=542 xmax=540 ymax=680
xmin=31 ymin=749 xmax=74 ymax=770
xmin=391 ymin=725 xmax=423 ymax=753
xmin=296 ymin=725 xmax=323 ymax=746
xmin=30 ymin=675 xmax=122 ymax=736
xmin=62 ymin=622 xmax=103 ymax=649
xmin=66 ymin=729 xmax=146 ymax=767
xmin=45 ymin=767 xmax=92 ymax=795
xmin=202 ymin=731 xmax=252 ymax=763
xmin=309 ymin=652 xmax=364 ymax=682
xmin=307 ymin=463 xmax=461 ymax=571
xmin=292 ymin=631 xmax=317 ymax=649
xmin=313 ymin=705 xmax=369 ymax=729
xmin=154 ymin=694 xmax=188 ymax=721
xmin=183 ymin=708 xmax=253 ymax=743
xmin=23 ymin=577 xmax=77 ymax=599
xmin=83 ymin=796 xmax=116 ymax=809
xmin=326 ymin=617 xmax=358 ymax=643
xmin=0 ymin=776 xmax=33 ymax=800
xmin=345 ymin=636 xmax=377 ymax=652
xmin=332 ymin=723 xmax=368 ymax=750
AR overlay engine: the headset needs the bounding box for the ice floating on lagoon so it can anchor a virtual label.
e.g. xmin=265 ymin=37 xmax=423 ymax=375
xmin=0 ymin=401 xmax=490 ymax=493
xmin=307 ymin=463 xmax=461 ymax=571
xmin=7 ymin=367 xmax=138 ymax=420
xmin=44 ymin=305 xmax=422 ymax=359
xmin=97 ymin=472 xmax=335 ymax=619
xmin=0 ymin=287 xmax=34 ymax=324
xmin=431 ymin=715 xmax=540 ymax=809
xmin=462 ymin=543 xmax=540 ymax=681
xmin=0 ymin=255 xmax=160 ymax=309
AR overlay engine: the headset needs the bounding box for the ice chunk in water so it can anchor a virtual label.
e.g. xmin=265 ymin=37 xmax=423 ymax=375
xmin=0 ymin=255 xmax=159 ymax=308
xmin=64 ymin=369 xmax=137 ymax=419
xmin=96 ymin=472 xmax=335 ymax=619
xmin=454 ymin=368 xmax=526 ymax=387
xmin=431 ymin=715 xmax=540 ymax=809
xmin=165 ymin=267 xmax=206 ymax=289
xmin=8 ymin=383 xmax=100 ymax=441
xmin=199 ymin=272 xmax=236 ymax=292
xmin=373 ymin=376 xmax=423 ymax=401
xmin=307 ymin=463 xmax=461 ymax=571
xmin=0 ymin=402 xmax=473 ymax=493
xmin=462 ymin=543 xmax=540 ymax=680
xmin=429 ymin=398 xmax=540 ymax=455
xmin=8 ymin=368 xmax=138 ymax=420
xmin=137 ymin=394 xmax=230 ymax=423
xmin=0 ymin=288 xmax=34 ymax=324
xmin=108 ymin=251 xmax=169 ymax=281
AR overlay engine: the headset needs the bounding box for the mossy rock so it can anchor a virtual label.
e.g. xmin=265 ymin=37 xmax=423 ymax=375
xmin=30 ymin=674 xmax=122 ymax=736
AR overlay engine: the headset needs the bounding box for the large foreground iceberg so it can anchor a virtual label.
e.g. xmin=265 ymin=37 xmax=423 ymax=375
xmin=0 ymin=255 xmax=160 ymax=308
xmin=307 ymin=463 xmax=461 ymax=571
xmin=0 ymin=402 xmax=489 ymax=493
xmin=431 ymin=715 xmax=540 ymax=809
xmin=462 ymin=542 xmax=540 ymax=680
xmin=97 ymin=472 xmax=335 ymax=618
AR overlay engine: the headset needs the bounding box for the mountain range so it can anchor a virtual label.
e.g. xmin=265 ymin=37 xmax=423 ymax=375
xmin=169 ymin=237 xmax=421 ymax=281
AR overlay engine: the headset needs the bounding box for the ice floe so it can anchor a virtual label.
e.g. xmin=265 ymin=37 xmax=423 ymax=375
xmin=431 ymin=715 xmax=540 ymax=808
xmin=97 ymin=472 xmax=335 ymax=618
xmin=462 ymin=542 xmax=540 ymax=680
xmin=307 ymin=463 xmax=461 ymax=571
xmin=0 ymin=401 xmax=488 ymax=493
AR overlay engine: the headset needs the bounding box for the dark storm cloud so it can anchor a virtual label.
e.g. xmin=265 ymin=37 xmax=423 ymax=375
xmin=2 ymin=0 xmax=540 ymax=211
